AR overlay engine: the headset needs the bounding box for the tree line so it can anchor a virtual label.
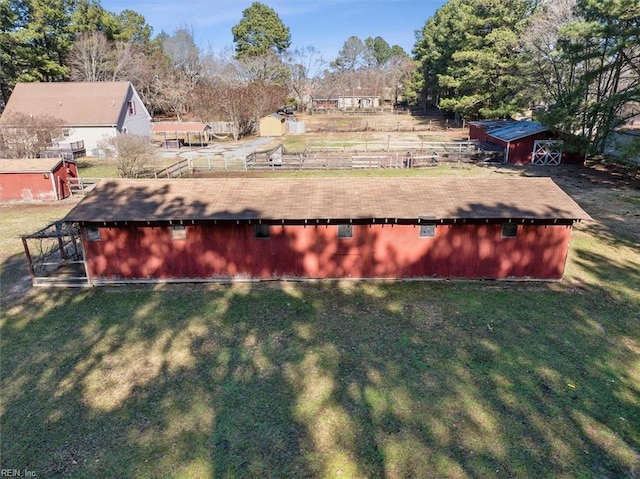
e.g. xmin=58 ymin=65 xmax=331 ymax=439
xmin=0 ymin=0 xmax=414 ymax=141
xmin=411 ymin=0 xmax=639 ymax=155
xmin=1 ymin=0 xmax=638 ymax=155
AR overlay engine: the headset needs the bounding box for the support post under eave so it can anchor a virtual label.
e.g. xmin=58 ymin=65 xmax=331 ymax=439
xmin=22 ymin=237 xmax=36 ymax=284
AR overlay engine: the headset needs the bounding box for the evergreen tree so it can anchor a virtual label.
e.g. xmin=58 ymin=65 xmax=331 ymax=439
xmin=413 ymin=0 xmax=537 ymax=119
xmin=364 ymin=36 xmax=392 ymax=67
xmin=531 ymin=0 xmax=640 ymax=154
xmin=231 ymin=2 xmax=291 ymax=58
xmin=331 ymin=36 xmax=367 ymax=71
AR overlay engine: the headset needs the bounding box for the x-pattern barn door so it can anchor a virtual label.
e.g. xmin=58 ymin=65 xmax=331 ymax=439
xmin=532 ymin=140 xmax=563 ymax=165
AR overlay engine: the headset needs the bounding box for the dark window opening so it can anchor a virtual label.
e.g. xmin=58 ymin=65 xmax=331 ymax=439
xmin=255 ymin=224 xmax=270 ymax=239
xmin=86 ymin=226 xmax=101 ymax=242
xmin=502 ymin=223 xmax=518 ymax=238
xmin=419 ymin=224 xmax=436 ymax=238
xmin=338 ymin=224 xmax=353 ymax=238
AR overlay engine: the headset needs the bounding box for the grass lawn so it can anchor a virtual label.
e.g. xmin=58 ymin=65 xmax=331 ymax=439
xmin=75 ymin=158 xmax=119 ymax=178
xmin=1 ymin=165 xmax=639 ymax=478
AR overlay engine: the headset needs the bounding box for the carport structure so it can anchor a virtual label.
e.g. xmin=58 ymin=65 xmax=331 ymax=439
xmin=151 ymin=122 xmax=212 ymax=148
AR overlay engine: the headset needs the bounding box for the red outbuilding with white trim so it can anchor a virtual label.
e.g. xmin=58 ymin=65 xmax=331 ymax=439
xmin=0 ymin=157 xmax=78 ymax=201
xmin=469 ymin=120 xmax=584 ymax=165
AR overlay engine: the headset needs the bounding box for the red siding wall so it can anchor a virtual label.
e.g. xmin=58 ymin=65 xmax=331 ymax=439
xmin=83 ymin=222 xmax=573 ymax=281
xmin=468 ymin=124 xmax=489 ymax=142
xmin=0 ymin=161 xmax=78 ymax=201
xmin=0 ymin=172 xmax=55 ymax=200
xmin=53 ymin=161 xmax=78 ymax=199
xmin=485 ymin=133 xmax=584 ymax=166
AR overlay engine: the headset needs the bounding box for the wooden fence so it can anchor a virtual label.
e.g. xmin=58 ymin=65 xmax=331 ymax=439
xmin=131 ymin=139 xmax=498 ymax=176
xmin=68 ymin=177 xmax=100 ymax=196
xmin=150 ymin=158 xmax=193 ymax=178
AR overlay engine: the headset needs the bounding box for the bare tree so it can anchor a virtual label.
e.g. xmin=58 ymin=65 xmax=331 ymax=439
xmin=154 ymin=72 xmax=193 ymax=121
xmin=284 ymin=46 xmax=325 ymax=110
xmin=98 ymin=134 xmax=154 ymax=178
xmin=161 ymin=27 xmax=201 ymax=87
xmin=520 ymin=0 xmax=578 ymax=108
xmin=0 ymin=113 xmax=66 ymax=158
xmin=193 ymin=48 xmax=288 ymax=138
xmin=314 ymin=69 xmax=344 ymax=105
xmin=110 ymin=41 xmax=139 ymax=81
xmin=68 ymin=32 xmax=111 ymax=82
xmin=196 ymin=80 xmax=286 ymax=140
xmin=384 ymin=55 xmax=417 ymax=109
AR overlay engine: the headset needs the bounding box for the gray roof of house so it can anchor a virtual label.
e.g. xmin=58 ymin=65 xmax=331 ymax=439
xmin=63 ymin=177 xmax=590 ymax=223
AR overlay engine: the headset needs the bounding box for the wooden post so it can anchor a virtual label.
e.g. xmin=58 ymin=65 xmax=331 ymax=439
xmin=22 ymin=237 xmax=36 ymax=283
xmin=58 ymin=235 xmax=68 ymax=260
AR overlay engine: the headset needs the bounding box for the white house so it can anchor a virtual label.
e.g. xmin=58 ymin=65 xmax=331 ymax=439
xmin=0 ymin=81 xmax=151 ymax=156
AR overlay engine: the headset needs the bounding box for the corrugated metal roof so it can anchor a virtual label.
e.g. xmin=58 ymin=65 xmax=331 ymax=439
xmin=64 ymin=177 xmax=590 ymax=223
xmin=486 ymin=121 xmax=548 ymax=142
xmin=0 ymin=158 xmax=66 ymax=173
xmin=0 ymin=82 xmax=133 ymax=126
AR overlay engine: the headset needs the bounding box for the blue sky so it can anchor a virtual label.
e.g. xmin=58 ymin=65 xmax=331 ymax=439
xmin=100 ymin=0 xmax=447 ymax=61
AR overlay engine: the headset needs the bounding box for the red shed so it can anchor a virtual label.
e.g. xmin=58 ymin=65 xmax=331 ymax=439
xmin=59 ymin=177 xmax=590 ymax=284
xmin=469 ymin=121 xmax=584 ymax=165
xmin=0 ymin=158 xmax=78 ymax=201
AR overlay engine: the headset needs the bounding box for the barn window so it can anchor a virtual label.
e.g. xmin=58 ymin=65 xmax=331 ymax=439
xmin=254 ymin=224 xmax=270 ymax=239
xmin=419 ymin=224 xmax=436 ymax=238
xmin=502 ymin=223 xmax=518 ymax=238
xmin=62 ymin=128 xmax=71 ymax=137
xmin=127 ymin=100 xmax=136 ymax=115
xmin=171 ymin=225 xmax=186 ymax=240
xmin=338 ymin=224 xmax=353 ymax=238
xmin=86 ymin=226 xmax=101 ymax=242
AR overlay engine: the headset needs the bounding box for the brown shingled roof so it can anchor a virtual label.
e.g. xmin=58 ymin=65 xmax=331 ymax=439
xmin=63 ymin=177 xmax=590 ymax=223
xmin=0 ymin=158 xmax=67 ymax=173
xmin=0 ymin=82 xmax=131 ymax=126
xmin=151 ymin=122 xmax=210 ymax=133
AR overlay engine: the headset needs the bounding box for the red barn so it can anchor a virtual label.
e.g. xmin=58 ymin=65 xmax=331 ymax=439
xmin=469 ymin=120 xmax=584 ymax=165
xmin=60 ymin=177 xmax=590 ymax=284
xmin=0 ymin=158 xmax=78 ymax=201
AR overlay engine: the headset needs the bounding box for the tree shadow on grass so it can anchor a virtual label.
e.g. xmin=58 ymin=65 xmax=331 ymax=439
xmin=1 ymin=163 xmax=639 ymax=478
xmin=1 ymin=272 xmax=639 ymax=478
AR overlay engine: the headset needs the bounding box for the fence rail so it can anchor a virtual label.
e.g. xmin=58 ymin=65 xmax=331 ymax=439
xmin=138 ymin=139 xmax=494 ymax=176
xmin=308 ymin=140 xmax=478 ymax=153
xmin=150 ymin=158 xmax=193 ymax=178
xmin=68 ymin=177 xmax=100 ymax=196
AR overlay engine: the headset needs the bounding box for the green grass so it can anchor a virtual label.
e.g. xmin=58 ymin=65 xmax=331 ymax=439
xmin=1 ymin=166 xmax=639 ymax=478
xmin=75 ymin=158 xmax=119 ymax=178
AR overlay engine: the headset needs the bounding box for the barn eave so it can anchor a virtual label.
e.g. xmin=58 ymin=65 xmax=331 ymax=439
xmin=70 ymin=216 xmax=580 ymax=228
